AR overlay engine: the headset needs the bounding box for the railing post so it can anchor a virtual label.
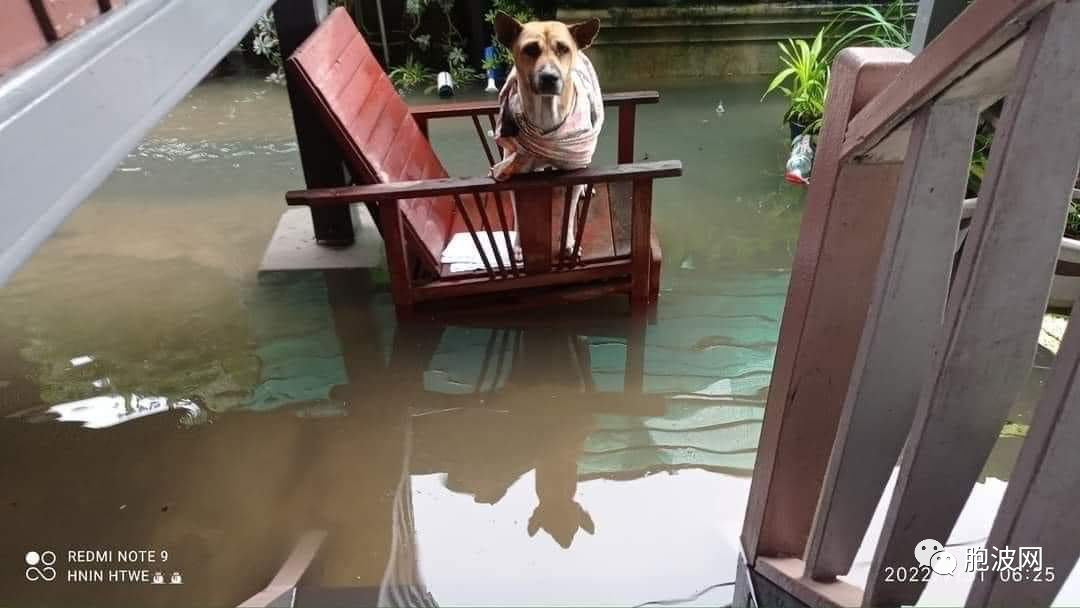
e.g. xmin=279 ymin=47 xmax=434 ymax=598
xmin=865 ymin=3 xmax=1080 ymax=605
xmin=802 ymin=99 xmax=978 ymax=581
xmin=274 ymin=0 xmax=356 ymax=246
xmin=963 ymin=300 xmax=1080 ymax=607
xmin=740 ymin=47 xmax=911 ymax=563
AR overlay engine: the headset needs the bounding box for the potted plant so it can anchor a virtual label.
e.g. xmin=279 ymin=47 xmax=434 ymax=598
xmin=1050 ymin=192 xmax=1080 ymax=310
xmin=763 ymin=29 xmax=830 ymax=138
xmin=481 ymin=0 xmax=536 ymax=88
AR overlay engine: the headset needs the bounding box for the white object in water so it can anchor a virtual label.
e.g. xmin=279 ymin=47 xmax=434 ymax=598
xmin=715 ymin=101 xmax=725 ymax=115
xmin=441 ymin=231 xmax=519 ymax=273
xmin=70 ymin=355 xmax=94 ymax=367
xmin=437 ymin=71 xmax=454 ymax=98
xmin=785 ymin=134 xmax=814 ymax=185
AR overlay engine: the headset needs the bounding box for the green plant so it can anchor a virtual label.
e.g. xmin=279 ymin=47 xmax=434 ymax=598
xmin=250 ymin=12 xmax=285 ymax=84
xmin=762 ymin=30 xmax=830 ymax=133
xmin=763 ymin=1 xmax=914 ymax=134
xmin=1066 ymin=197 xmax=1080 ymax=240
xmin=389 ymin=55 xmax=435 ymax=92
xmin=826 ymin=0 xmax=915 ymax=53
xmin=483 ymin=0 xmax=536 ymax=71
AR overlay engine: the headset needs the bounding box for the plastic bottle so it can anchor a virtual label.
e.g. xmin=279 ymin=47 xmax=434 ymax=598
xmin=785 ymin=134 xmax=814 ymax=185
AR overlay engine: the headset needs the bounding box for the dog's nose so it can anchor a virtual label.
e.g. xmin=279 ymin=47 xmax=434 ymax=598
xmin=537 ymin=70 xmax=561 ymax=93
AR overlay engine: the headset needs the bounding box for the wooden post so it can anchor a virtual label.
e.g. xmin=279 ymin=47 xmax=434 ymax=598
xmin=802 ymin=100 xmax=978 ymax=581
xmin=865 ymin=3 xmax=1080 ymax=604
xmin=963 ymin=299 xmax=1080 ymax=607
xmin=630 ymin=178 xmax=652 ymax=309
xmin=515 ymin=187 xmax=554 ymax=274
xmin=910 ymin=0 xmax=969 ymax=53
xmin=274 ymin=0 xmax=355 ymax=246
xmin=740 ymin=47 xmax=911 ymax=564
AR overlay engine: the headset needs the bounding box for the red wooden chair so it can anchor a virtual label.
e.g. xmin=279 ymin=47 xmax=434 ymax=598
xmin=284 ymin=8 xmax=682 ymax=318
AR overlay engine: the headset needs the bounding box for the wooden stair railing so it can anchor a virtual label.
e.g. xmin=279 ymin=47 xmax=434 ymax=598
xmin=738 ymin=0 xmax=1080 ymax=606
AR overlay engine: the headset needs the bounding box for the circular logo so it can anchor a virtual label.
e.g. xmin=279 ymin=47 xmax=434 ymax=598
xmin=25 ymin=550 xmax=56 ymax=582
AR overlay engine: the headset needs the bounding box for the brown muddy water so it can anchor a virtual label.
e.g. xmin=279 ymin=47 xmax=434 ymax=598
xmin=0 ymin=73 xmax=1045 ymax=607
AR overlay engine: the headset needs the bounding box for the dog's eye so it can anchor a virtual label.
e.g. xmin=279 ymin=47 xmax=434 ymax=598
xmin=522 ymin=42 xmax=541 ymax=58
xmin=555 ymin=42 xmax=570 ymax=55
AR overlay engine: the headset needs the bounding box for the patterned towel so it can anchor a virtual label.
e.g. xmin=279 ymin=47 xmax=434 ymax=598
xmin=491 ymin=53 xmax=604 ymax=179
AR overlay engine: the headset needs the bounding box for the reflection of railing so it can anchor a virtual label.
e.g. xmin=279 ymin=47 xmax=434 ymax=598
xmin=738 ymin=0 xmax=1080 ymax=606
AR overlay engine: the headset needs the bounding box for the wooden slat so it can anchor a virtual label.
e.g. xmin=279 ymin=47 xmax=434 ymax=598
xmin=618 ymin=106 xmax=636 ymax=163
xmin=558 ymin=186 xmax=574 ymax=266
xmin=841 ymin=0 xmax=1051 ymax=161
xmin=408 ymin=90 xmax=660 ymax=120
xmin=29 ymin=0 xmax=101 ymax=40
xmin=491 ymin=190 xmax=518 ymax=274
xmin=630 ymin=179 xmax=652 ymax=308
xmin=471 ymin=192 xmax=506 ymax=277
xmin=803 ymin=101 xmax=979 ymax=580
xmin=0 ymin=1 xmax=48 ymax=74
xmin=472 ymin=114 xmax=496 ymax=167
xmin=865 ymin=4 xmax=1080 ymax=605
xmin=413 ymin=259 xmax=631 ymax=301
xmin=964 ymin=313 xmax=1080 ymax=607
xmin=286 ymin=161 xmax=683 ymax=205
xmin=741 ymin=47 xmax=911 ymax=563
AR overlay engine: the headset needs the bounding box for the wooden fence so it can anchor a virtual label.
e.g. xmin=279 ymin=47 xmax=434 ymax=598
xmin=738 ymin=0 xmax=1080 ymax=605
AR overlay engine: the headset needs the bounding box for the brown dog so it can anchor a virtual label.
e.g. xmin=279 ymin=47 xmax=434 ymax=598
xmin=493 ymin=13 xmax=600 ymax=140
xmin=492 ymin=13 xmax=603 ymax=253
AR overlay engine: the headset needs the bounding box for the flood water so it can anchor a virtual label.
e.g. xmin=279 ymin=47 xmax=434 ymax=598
xmin=0 ymin=69 xmax=1043 ymax=607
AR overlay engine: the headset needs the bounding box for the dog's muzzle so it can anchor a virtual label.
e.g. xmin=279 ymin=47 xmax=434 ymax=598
xmin=533 ymin=66 xmax=563 ymax=96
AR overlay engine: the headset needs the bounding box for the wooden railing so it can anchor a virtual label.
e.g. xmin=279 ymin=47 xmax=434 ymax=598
xmin=738 ymin=0 xmax=1080 ymax=606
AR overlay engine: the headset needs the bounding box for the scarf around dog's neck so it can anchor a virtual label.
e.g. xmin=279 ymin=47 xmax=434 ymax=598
xmin=498 ymin=53 xmax=604 ymax=169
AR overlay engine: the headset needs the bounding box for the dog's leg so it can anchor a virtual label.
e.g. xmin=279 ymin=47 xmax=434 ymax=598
xmin=563 ymin=183 xmax=587 ymax=257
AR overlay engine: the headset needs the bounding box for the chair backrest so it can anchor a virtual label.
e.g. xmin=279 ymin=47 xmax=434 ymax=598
xmin=287 ymin=8 xmax=455 ymax=273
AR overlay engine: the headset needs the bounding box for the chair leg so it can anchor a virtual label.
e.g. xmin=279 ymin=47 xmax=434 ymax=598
xmin=649 ymin=230 xmax=662 ymax=302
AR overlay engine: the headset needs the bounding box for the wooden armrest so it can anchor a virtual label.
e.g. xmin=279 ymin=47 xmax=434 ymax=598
xmin=286 ymin=160 xmax=682 ymax=206
xmin=409 ymin=91 xmax=661 ymax=121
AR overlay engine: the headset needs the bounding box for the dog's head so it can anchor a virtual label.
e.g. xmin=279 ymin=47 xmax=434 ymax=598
xmin=495 ymin=12 xmax=600 ymax=97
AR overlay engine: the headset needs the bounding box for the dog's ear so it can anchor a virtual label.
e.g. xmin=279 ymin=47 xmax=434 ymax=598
xmin=567 ymin=18 xmax=600 ymax=50
xmin=494 ymin=12 xmax=523 ymax=49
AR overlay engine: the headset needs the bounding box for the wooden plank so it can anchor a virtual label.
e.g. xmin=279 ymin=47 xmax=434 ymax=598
xmin=865 ymin=4 xmax=1080 ymax=605
xmin=741 ymin=47 xmax=911 ymax=563
xmin=841 ymin=0 xmax=1051 ymax=161
xmin=0 ymin=1 xmax=48 ymax=74
xmin=29 ymin=0 xmax=101 ymax=40
xmin=802 ymin=101 xmax=979 ymax=580
xmin=630 ymin=178 xmax=652 ymax=308
xmin=756 ymin=558 xmax=862 ymax=608
xmin=964 ymin=312 xmax=1080 ymax=607
xmin=413 ymin=259 xmax=631 ymax=301
xmin=285 ymin=161 xmax=683 ymax=205
xmin=408 ymin=90 xmax=660 ymax=120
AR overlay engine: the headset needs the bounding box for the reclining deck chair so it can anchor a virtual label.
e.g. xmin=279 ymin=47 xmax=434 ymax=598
xmin=284 ymin=8 xmax=682 ymax=318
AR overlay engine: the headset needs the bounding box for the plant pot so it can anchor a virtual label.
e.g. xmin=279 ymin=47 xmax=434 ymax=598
xmin=788 ymin=120 xmax=808 ymax=140
xmin=1050 ymin=236 xmax=1080 ymax=310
